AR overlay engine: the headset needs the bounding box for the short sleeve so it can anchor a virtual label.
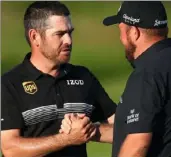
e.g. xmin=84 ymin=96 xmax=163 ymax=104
xmin=90 ymin=74 xmax=117 ymax=122
xmin=1 ymin=80 xmax=24 ymax=130
xmin=123 ymin=70 xmax=164 ymax=134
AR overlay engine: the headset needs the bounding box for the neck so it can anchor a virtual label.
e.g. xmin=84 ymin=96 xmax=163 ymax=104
xmin=134 ymin=36 xmax=165 ymax=59
xmin=30 ymin=50 xmax=60 ymax=77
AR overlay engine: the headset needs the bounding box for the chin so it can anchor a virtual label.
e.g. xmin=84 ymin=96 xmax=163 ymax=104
xmin=59 ymin=56 xmax=70 ymax=64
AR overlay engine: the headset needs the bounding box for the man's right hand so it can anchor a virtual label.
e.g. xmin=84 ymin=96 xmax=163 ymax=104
xmin=60 ymin=113 xmax=86 ymax=134
xmin=60 ymin=113 xmax=97 ymax=145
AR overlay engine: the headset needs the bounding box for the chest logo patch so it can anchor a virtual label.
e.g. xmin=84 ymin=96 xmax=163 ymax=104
xmin=22 ymin=81 xmax=38 ymax=94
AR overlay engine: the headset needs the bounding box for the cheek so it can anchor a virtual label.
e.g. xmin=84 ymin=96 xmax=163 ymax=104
xmin=47 ymin=37 xmax=62 ymax=48
xmin=39 ymin=39 xmax=46 ymax=49
xmin=53 ymin=36 xmax=63 ymax=47
xmin=120 ymin=31 xmax=128 ymax=46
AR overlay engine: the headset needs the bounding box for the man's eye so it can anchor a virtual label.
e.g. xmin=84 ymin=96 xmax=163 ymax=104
xmin=56 ymin=33 xmax=64 ymax=36
xmin=68 ymin=31 xmax=73 ymax=36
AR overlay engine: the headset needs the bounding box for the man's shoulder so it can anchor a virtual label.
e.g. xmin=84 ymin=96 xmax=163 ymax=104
xmin=2 ymin=63 xmax=24 ymax=84
xmin=159 ymin=46 xmax=171 ymax=67
xmin=68 ymin=63 xmax=93 ymax=76
xmin=149 ymin=45 xmax=171 ymax=71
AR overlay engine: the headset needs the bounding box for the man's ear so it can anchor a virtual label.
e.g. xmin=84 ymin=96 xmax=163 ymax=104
xmin=131 ymin=26 xmax=140 ymax=42
xmin=29 ymin=29 xmax=41 ymax=47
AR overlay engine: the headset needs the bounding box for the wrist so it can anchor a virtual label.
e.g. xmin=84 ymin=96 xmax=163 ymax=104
xmin=54 ymin=133 xmax=72 ymax=147
xmin=91 ymin=122 xmax=101 ymax=141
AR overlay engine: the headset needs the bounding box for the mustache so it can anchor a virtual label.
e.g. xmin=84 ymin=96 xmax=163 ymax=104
xmin=61 ymin=44 xmax=72 ymax=51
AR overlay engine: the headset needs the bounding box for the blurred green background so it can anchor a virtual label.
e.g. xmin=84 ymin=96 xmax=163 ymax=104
xmin=1 ymin=1 xmax=171 ymax=157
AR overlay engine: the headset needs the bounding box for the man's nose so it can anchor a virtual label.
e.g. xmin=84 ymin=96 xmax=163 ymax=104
xmin=63 ymin=33 xmax=72 ymax=45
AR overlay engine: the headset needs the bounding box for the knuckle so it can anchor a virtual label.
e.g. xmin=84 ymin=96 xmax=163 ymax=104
xmin=63 ymin=120 xmax=67 ymax=126
xmin=64 ymin=114 xmax=67 ymax=119
xmin=85 ymin=135 xmax=89 ymax=141
xmin=89 ymin=122 xmax=92 ymax=126
xmin=61 ymin=126 xmax=64 ymax=131
xmin=86 ymin=117 xmax=90 ymax=121
xmin=92 ymin=130 xmax=96 ymax=136
xmin=83 ymin=138 xmax=87 ymax=142
xmin=62 ymin=119 xmax=65 ymax=124
xmin=82 ymin=128 xmax=86 ymax=134
xmin=87 ymin=123 xmax=91 ymax=128
xmin=60 ymin=124 xmax=63 ymax=129
xmin=61 ymin=124 xmax=64 ymax=129
xmin=64 ymin=114 xmax=69 ymax=119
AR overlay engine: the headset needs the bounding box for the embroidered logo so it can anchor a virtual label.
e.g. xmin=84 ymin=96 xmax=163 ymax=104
xmin=127 ymin=109 xmax=139 ymax=124
xmin=22 ymin=81 xmax=38 ymax=94
xmin=154 ymin=19 xmax=167 ymax=27
xmin=123 ymin=14 xmax=140 ymax=25
xmin=67 ymin=80 xmax=84 ymax=85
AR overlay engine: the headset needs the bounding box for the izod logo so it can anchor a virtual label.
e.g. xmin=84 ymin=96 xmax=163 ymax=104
xmin=67 ymin=80 xmax=84 ymax=85
xmin=22 ymin=81 xmax=38 ymax=94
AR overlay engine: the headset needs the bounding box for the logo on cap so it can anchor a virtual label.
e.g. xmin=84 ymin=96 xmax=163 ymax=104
xmin=123 ymin=14 xmax=140 ymax=25
xmin=154 ymin=19 xmax=167 ymax=27
xmin=22 ymin=81 xmax=38 ymax=94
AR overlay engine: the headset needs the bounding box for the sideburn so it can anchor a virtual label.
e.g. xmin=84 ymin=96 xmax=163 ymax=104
xmin=125 ymin=28 xmax=136 ymax=64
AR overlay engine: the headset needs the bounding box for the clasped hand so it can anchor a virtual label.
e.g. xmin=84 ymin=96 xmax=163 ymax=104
xmin=59 ymin=113 xmax=96 ymax=145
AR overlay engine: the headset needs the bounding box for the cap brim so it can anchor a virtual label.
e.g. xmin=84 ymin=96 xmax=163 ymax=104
xmin=103 ymin=15 xmax=120 ymax=26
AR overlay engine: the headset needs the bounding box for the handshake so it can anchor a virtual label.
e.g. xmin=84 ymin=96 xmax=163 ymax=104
xmin=59 ymin=113 xmax=97 ymax=145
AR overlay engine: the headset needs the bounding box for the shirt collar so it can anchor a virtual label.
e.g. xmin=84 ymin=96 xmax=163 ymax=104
xmin=23 ymin=52 xmax=71 ymax=80
xmin=133 ymin=38 xmax=171 ymax=68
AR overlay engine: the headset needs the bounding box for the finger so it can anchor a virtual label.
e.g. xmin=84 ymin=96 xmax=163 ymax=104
xmin=86 ymin=125 xmax=96 ymax=139
xmin=86 ymin=123 xmax=96 ymax=137
xmin=64 ymin=114 xmax=72 ymax=125
xmin=62 ymin=120 xmax=71 ymax=133
xmin=70 ymin=113 xmax=78 ymax=121
xmin=61 ymin=125 xmax=71 ymax=134
xmin=87 ymin=127 xmax=97 ymax=141
xmin=77 ymin=113 xmax=86 ymax=119
xmin=59 ymin=129 xmax=63 ymax=134
xmin=90 ymin=128 xmax=96 ymax=137
xmin=86 ymin=124 xmax=95 ymax=134
xmin=81 ymin=117 xmax=91 ymax=127
xmin=62 ymin=118 xmax=72 ymax=129
xmin=83 ymin=122 xmax=93 ymax=133
xmin=62 ymin=123 xmax=71 ymax=132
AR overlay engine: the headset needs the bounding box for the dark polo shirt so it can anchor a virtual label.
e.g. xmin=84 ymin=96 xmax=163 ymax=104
xmin=2 ymin=53 xmax=117 ymax=157
xmin=112 ymin=38 xmax=171 ymax=157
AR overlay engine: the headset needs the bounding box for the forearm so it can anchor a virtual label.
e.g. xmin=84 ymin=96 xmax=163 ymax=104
xmin=3 ymin=133 xmax=70 ymax=157
xmin=91 ymin=123 xmax=113 ymax=143
xmin=118 ymin=134 xmax=151 ymax=157
xmin=118 ymin=146 xmax=148 ymax=157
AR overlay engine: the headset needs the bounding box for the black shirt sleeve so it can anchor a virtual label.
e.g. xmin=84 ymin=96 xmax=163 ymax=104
xmin=1 ymin=79 xmax=24 ymax=130
xmin=123 ymin=70 xmax=165 ymax=134
xmin=89 ymin=73 xmax=117 ymax=122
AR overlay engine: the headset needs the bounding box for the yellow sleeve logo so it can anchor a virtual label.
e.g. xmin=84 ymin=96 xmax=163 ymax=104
xmin=22 ymin=81 xmax=38 ymax=94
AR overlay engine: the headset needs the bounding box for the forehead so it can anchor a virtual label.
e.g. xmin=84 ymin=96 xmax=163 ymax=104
xmin=46 ymin=15 xmax=73 ymax=30
xmin=119 ymin=23 xmax=127 ymax=29
xmin=119 ymin=22 xmax=130 ymax=32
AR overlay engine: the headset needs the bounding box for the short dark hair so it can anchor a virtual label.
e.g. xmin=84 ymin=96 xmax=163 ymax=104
xmin=126 ymin=25 xmax=168 ymax=38
xmin=24 ymin=1 xmax=70 ymax=45
xmin=141 ymin=27 xmax=169 ymax=38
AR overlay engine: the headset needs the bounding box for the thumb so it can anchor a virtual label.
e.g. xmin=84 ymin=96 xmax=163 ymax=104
xmin=70 ymin=113 xmax=78 ymax=121
xmin=77 ymin=113 xmax=86 ymax=119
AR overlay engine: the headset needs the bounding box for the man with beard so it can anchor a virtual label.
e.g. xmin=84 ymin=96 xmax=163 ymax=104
xmin=58 ymin=1 xmax=171 ymax=157
xmin=102 ymin=1 xmax=171 ymax=157
xmin=1 ymin=1 xmax=116 ymax=157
